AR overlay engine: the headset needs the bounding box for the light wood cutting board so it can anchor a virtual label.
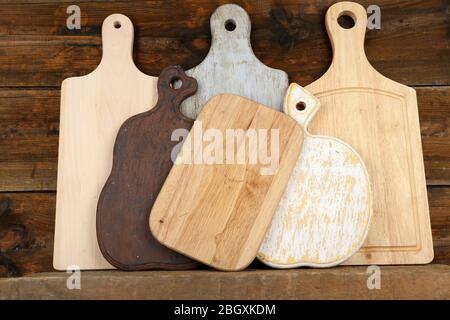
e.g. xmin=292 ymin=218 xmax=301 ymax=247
xmin=150 ymin=94 xmax=304 ymax=271
xmin=181 ymin=4 xmax=289 ymax=119
xmin=53 ymin=14 xmax=158 ymax=270
xmin=305 ymin=1 xmax=433 ymax=264
xmin=258 ymin=83 xmax=372 ymax=268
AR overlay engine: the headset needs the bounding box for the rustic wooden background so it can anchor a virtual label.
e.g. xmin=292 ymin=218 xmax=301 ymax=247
xmin=0 ymin=0 xmax=448 ymax=278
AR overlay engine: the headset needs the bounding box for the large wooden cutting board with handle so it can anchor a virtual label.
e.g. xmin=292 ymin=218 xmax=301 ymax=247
xmin=305 ymin=1 xmax=433 ymax=264
xmin=181 ymin=4 xmax=288 ymax=119
xmin=96 ymin=65 xmax=199 ymax=270
xmin=258 ymin=83 xmax=372 ymax=268
xmin=54 ymin=14 xmax=158 ymax=270
xmin=150 ymin=94 xmax=304 ymax=271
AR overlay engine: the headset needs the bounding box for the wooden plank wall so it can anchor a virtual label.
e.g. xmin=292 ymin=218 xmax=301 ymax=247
xmin=0 ymin=0 xmax=449 ymax=277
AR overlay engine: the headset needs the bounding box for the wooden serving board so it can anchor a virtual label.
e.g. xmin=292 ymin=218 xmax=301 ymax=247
xmin=181 ymin=4 xmax=289 ymax=119
xmin=258 ymin=84 xmax=372 ymax=268
xmin=54 ymin=5 xmax=287 ymax=272
xmin=96 ymin=66 xmax=199 ymax=270
xmin=150 ymin=94 xmax=304 ymax=271
xmin=305 ymin=1 xmax=433 ymax=264
xmin=54 ymin=14 xmax=158 ymax=270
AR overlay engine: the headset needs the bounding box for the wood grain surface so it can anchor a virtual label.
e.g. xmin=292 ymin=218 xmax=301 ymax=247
xmin=0 ymin=0 xmax=448 ymax=280
xmin=150 ymin=94 xmax=304 ymax=271
xmin=1 ymin=187 xmax=449 ymax=277
xmin=97 ymin=65 xmax=199 ymax=270
xmin=1 ymin=87 xmax=448 ymax=192
xmin=259 ymin=84 xmax=372 ymax=268
xmin=0 ymin=1 xmax=447 ymax=87
xmin=305 ymin=2 xmax=433 ymax=265
xmin=53 ymin=14 xmax=158 ymax=271
xmin=181 ymin=4 xmax=288 ymax=119
xmin=1 ymin=265 xmax=449 ymax=299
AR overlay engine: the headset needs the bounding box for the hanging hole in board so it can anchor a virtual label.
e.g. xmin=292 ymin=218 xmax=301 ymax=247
xmin=337 ymin=12 xmax=356 ymax=29
xmin=170 ymin=77 xmax=183 ymax=90
xmin=225 ymin=19 xmax=237 ymax=32
xmin=296 ymin=101 xmax=307 ymax=112
xmin=114 ymin=21 xmax=122 ymax=29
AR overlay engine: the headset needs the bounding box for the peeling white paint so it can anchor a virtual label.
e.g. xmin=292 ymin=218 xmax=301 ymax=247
xmin=258 ymin=84 xmax=373 ymax=268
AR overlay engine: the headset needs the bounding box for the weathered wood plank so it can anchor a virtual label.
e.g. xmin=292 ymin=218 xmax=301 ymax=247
xmin=418 ymin=87 xmax=450 ymax=185
xmin=1 ymin=0 xmax=446 ymax=37
xmin=428 ymin=187 xmax=450 ymax=265
xmin=1 ymin=86 xmax=448 ymax=191
xmin=0 ymin=0 xmax=447 ymax=87
xmin=0 ymin=187 xmax=448 ymax=278
xmin=0 ymin=265 xmax=448 ymax=299
xmin=0 ymin=89 xmax=59 ymax=191
xmin=0 ymin=193 xmax=55 ymax=277
xmin=0 ymin=137 xmax=58 ymax=191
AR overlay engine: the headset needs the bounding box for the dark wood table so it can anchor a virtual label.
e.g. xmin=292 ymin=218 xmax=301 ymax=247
xmin=0 ymin=0 xmax=448 ymax=299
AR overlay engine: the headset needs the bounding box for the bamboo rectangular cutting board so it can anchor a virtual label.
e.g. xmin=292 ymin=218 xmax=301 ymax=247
xmin=150 ymin=94 xmax=304 ymax=271
xmin=305 ymin=1 xmax=433 ymax=264
xmin=54 ymin=14 xmax=158 ymax=270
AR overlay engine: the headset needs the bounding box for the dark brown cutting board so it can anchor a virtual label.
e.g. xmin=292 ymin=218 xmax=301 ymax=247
xmin=96 ymin=65 xmax=199 ymax=270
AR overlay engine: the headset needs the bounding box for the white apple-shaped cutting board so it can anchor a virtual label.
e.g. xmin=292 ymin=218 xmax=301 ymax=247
xmin=258 ymin=84 xmax=373 ymax=268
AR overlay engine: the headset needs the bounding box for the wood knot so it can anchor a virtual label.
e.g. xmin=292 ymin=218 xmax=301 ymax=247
xmin=270 ymin=7 xmax=310 ymax=48
xmin=0 ymin=225 xmax=28 ymax=252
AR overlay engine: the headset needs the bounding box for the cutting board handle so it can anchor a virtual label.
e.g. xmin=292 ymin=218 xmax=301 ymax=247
xmin=99 ymin=14 xmax=135 ymax=70
xmin=210 ymin=4 xmax=251 ymax=46
xmin=157 ymin=66 xmax=198 ymax=115
xmin=325 ymin=2 xmax=369 ymax=71
xmin=284 ymin=83 xmax=320 ymax=130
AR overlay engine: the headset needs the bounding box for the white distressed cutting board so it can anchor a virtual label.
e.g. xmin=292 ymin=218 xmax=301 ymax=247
xmin=305 ymin=1 xmax=433 ymax=264
xmin=53 ymin=14 xmax=158 ymax=270
xmin=181 ymin=4 xmax=289 ymax=119
xmin=258 ymin=84 xmax=372 ymax=268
